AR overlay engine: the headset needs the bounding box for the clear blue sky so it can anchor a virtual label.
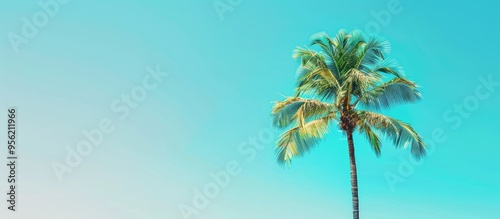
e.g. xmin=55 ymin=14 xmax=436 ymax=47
xmin=0 ymin=0 xmax=499 ymax=218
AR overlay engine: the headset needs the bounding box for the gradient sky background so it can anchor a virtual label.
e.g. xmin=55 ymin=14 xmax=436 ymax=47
xmin=1 ymin=0 xmax=499 ymax=218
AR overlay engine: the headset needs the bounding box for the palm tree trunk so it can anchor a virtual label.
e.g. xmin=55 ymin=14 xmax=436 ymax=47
xmin=347 ymin=130 xmax=359 ymax=219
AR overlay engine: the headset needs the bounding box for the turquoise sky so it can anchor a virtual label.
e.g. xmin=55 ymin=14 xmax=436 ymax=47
xmin=1 ymin=0 xmax=499 ymax=218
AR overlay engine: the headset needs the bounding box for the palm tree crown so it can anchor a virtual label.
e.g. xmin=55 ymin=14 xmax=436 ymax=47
xmin=272 ymin=29 xmax=426 ymax=164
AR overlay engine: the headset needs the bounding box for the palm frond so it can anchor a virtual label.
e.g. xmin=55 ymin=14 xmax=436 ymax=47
xmin=342 ymin=68 xmax=381 ymax=97
xmin=357 ymin=36 xmax=391 ymax=68
xmin=310 ymin=32 xmax=335 ymax=58
xmin=345 ymin=30 xmax=367 ymax=58
xmin=357 ymin=77 xmax=422 ymax=109
xmin=358 ymin=111 xmax=426 ymax=159
xmin=295 ymin=77 xmax=338 ymax=100
xmin=276 ymin=116 xmax=333 ymax=165
xmin=292 ymin=47 xmax=325 ymax=66
xmin=272 ymin=97 xmax=333 ymax=128
xmin=293 ymin=47 xmax=340 ymax=99
xmin=364 ymin=58 xmax=404 ymax=78
xmin=332 ymin=29 xmax=349 ymax=54
xmin=309 ymin=32 xmax=341 ymax=80
xmin=358 ymin=121 xmax=382 ymax=156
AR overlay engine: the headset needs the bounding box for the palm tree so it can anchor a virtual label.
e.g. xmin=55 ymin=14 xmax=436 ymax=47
xmin=271 ymin=29 xmax=426 ymax=219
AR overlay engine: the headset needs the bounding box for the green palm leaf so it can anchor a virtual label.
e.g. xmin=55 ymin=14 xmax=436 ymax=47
xmin=358 ymin=78 xmax=422 ymax=109
xmin=275 ymin=116 xmax=333 ymax=165
xmin=272 ymin=97 xmax=333 ymax=128
xmin=358 ymin=110 xmax=427 ymax=159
